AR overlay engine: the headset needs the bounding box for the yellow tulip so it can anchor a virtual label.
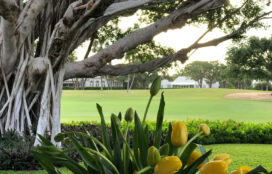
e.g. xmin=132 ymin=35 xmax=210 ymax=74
xmin=213 ymin=153 xmax=232 ymax=165
xmin=171 ymin=122 xmax=188 ymax=147
xmin=154 ymin=156 xmax=182 ymax=174
xmin=198 ymin=124 xmax=210 ymax=136
xmin=230 ymin=166 xmax=253 ymax=174
xmin=200 ymin=161 xmax=228 ymax=174
xmin=187 ymin=151 xmax=204 ymax=169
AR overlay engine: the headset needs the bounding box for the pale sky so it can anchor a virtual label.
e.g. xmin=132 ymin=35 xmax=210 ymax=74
xmin=75 ymin=5 xmax=272 ymax=75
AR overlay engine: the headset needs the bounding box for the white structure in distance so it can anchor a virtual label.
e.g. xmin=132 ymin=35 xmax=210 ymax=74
xmin=159 ymin=76 xmax=219 ymax=88
xmin=64 ymin=76 xmax=123 ymax=88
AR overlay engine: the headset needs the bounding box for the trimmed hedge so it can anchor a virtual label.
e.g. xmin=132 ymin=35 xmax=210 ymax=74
xmin=1 ymin=120 xmax=272 ymax=170
xmin=62 ymin=120 xmax=272 ymax=145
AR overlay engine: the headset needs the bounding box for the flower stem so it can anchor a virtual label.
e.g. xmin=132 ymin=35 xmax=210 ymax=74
xmin=142 ymin=95 xmax=153 ymax=124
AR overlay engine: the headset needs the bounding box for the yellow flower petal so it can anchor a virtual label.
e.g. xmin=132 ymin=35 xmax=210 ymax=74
xmin=230 ymin=166 xmax=253 ymax=174
xmin=171 ymin=122 xmax=188 ymax=147
xmin=154 ymin=156 xmax=182 ymax=174
xmin=199 ymin=124 xmax=210 ymax=136
xmin=200 ymin=160 xmax=228 ymax=174
xmin=213 ymin=153 xmax=232 ymax=165
xmin=187 ymin=151 xmax=204 ymax=169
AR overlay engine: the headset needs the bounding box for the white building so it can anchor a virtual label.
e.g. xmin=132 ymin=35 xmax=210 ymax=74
xmin=84 ymin=76 xmax=123 ymax=88
xmin=63 ymin=76 xmax=123 ymax=88
xmin=159 ymin=76 xmax=219 ymax=89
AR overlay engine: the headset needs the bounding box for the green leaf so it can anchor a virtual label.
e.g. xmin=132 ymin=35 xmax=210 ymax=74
xmin=118 ymin=112 xmax=122 ymax=121
xmin=179 ymin=150 xmax=212 ymax=174
xmin=247 ymin=165 xmax=269 ymax=174
xmin=64 ymin=131 xmax=111 ymax=160
xmin=159 ymin=143 xmax=169 ymax=156
xmin=154 ymin=92 xmax=165 ymax=148
xmin=166 ymin=123 xmax=174 ymax=155
xmin=38 ymin=134 xmax=54 ymax=146
xmin=133 ymin=113 xmax=142 ymax=168
xmin=180 ymin=143 xmax=197 ymax=170
xmin=96 ymin=103 xmax=112 ymax=156
xmin=197 ymin=144 xmax=209 ymax=163
xmin=177 ymin=132 xmax=202 ymax=158
xmin=134 ymin=112 xmax=149 ymax=167
xmin=111 ymin=115 xmax=124 ymax=174
xmin=68 ymin=135 xmax=99 ymax=172
xmin=32 ymin=151 xmax=61 ymax=174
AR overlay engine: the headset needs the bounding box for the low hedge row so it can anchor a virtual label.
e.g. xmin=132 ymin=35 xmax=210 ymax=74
xmin=62 ymin=120 xmax=272 ymax=144
xmin=1 ymin=120 xmax=272 ymax=170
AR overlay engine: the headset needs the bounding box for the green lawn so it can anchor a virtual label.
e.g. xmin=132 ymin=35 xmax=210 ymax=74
xmin=61 ymin=89 xmax=272 ymax=122
xmin=2 ymin=144 xmax=271 ymax=173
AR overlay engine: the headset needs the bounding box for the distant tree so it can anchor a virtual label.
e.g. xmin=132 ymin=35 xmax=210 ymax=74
xmin=226 ymin=37 xmax=272 ymax=90
xmin=204 ymin=61 xmax=222 ymax=88
xmin=182 ymin=61 xmax=211 ymax=88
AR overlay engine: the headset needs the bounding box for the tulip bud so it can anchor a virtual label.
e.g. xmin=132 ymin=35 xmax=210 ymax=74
xmin=159 ymin=143 xmax=169 ymax=156
xmin=213 ymin=153 xmax=232 ymax=165
xmin=200 ymin=161 xmax=228 ymax=174
xmin=230 ymin=166 xmax=252 ymax=174
xmin=187 ymin=151 xmax=204 ymax=169
xmin=154 ymin=156 xmax=182 ymax=174
xmin=171 ymin=121 xmax=188 ymax=147
xmin=150 ymin=77 xmax=162 ymax=97
xmin=125 ymin=108 xmax=134 ymax=123
xmin=198 ymin=124 xmax=210 ymax=136
xmin=54 ymin=133 xmax=65 ymax=142
xmin=147 ymin=146 xmax=161 ymax=166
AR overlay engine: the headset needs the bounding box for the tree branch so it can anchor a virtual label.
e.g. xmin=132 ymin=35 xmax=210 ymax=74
xmin=88 ymin=49 xmax=189 ymax=77
xmin=64 ymin=8 xmax=272 ymax=79
xmin=65 ymin=0 xmax=226 ymax=79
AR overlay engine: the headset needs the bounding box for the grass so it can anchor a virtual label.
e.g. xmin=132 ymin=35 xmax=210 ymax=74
xmin=206 ymin=144 xmax=272 ymax=171
xmin=2 ymin=144 xmax=271 ymax=173
xmin=61 ymin=88 xmax=272 ymax=123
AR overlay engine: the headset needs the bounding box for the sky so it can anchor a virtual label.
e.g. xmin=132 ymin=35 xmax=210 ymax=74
xmin=75 ymin=3 xmax=272 ymax=75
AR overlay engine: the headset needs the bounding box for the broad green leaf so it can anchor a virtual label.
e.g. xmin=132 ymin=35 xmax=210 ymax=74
xmin=179 ymin=150 xmax=212 ymax=174
xmin=197 ymin=144 xmax=209 ymax=163
xmin=63 ymin=131 xmax=111 ymax=159
xmin=166 ymin=123 xmax=175 ymax=155
xmin=154 ymin=92 xmax=165 ymax=148
xmin=68 ymin=135 xmax=99 ymax=172
xmin=134 ymin=112 xmax=149 ymax=167
xmin=96 ymin=104 xmax=112 ymax=156
xmin=247 ymin=165 xmax=269 ymax=174
xmin=38 ymin=134 xmax=54 ymax=146
xmin=180 ymin=143 xmax=197 ymax=170
xmin=32 ymin=151 xmax=61 ymax=174
xmin=111 ymin=114 xmax=124 ymax=174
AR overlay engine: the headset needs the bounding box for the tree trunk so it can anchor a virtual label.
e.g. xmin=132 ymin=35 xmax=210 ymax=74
xmin=126 ymin=74 xmax=130 ymax=93
xmin=129 ymin=74 xmax=135 ymax=90
xmin=100 ymin=76 xmax=103 ymax=90
xmin=209 ymin=82 xmax=212 ymax=88
xmin=199 ymin=79 xmax=203 ymax=88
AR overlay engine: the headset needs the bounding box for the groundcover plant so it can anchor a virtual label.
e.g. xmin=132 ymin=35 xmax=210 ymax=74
xmin=33 ymin=77 xmax=271 ymax=174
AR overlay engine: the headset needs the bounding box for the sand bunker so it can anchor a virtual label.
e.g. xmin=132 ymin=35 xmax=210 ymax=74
xmin=225 ymin=92 xmax=272 ymax=101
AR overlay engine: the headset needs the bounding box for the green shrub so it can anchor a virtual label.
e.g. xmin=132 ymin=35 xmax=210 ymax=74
xmin=0 ymin=130 xmax=40 ymax=170
xmin=62 ymin=120 xmax=272 ymax=145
